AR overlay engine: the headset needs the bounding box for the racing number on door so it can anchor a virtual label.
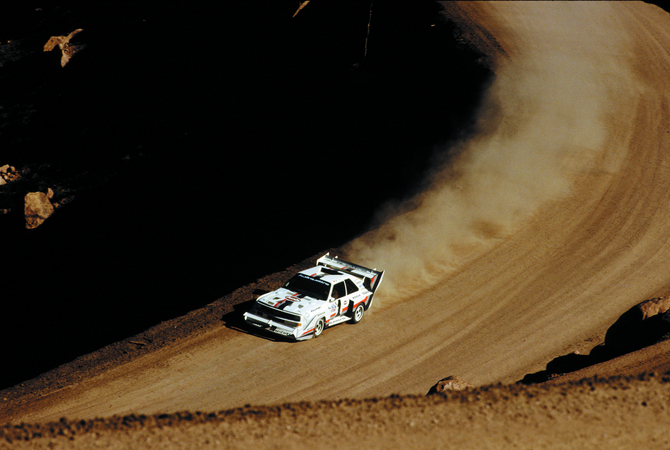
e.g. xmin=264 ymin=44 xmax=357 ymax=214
xmin=331 ymin=281 xmax=346 ymax=315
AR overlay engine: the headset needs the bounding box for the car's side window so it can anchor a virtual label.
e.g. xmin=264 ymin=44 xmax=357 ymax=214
xmin=331 ymin=281 xmax=346 ymax=300
xmin=344 ymin=278 xmax=359 ymax=295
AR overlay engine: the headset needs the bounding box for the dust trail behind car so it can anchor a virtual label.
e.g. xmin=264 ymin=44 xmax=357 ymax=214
xmin=343 ymin=2 xmax=645 ymax=308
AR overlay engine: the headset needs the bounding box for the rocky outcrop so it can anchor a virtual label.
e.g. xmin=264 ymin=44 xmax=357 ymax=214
xmin=521 ymin=297 xmax=670 ymax=384
xmin=43 ymin=29 xmax=86 ymax=67
xmin=24 ymin=189 xmax=54 ymax=229
xmin=0 ymin=165 xmax=19 ymax=185
xmin=603 ymin=296 xmax=670 ymax=356
xmin=427 ymin=376 xmax=474 ymax=395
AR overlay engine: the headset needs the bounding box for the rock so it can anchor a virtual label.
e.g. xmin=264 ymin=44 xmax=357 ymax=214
xmin=0 ymin=165 xmax=12 ymax=184
xmin=43 ymin=29 xmax=86 ymax=67
xmin=427 ymin=376 xmax=474 ymax=395
xmin=604 ymin=296 xmax=670 ymax=356
xmin=654 ymin=310 xmax=670 ymax=342
xmin=545 ymin=351 xmax=592 ymax=375
xmin=0 ymin=165 xmax=20 ymax=183
xmin=24 ymin=191 xmax=54 ymax=229
xmin=638 ymin=296 xmax=670 ymax=319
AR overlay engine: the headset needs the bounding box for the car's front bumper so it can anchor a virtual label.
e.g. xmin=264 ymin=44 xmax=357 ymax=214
xmin=243 ymin=312 xmax=299 ymax=339
xmin=243 ymin=312 xmax=318 ymax=340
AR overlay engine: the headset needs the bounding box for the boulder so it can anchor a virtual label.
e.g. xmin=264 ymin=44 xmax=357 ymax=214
xmin=0 ymin=165 xmax=17 ymax=184
xmin=0 ymin=164 xmax=15 ymax=186
xmin=427 ymin=376 xmax=474 ymax=395
xmin=545 ymin=350 xmax=592 ymax=374
xmin=604 ymin=296 xmax=670 ymax=356
xmin=655 ymin=309 xmax=670 ymax=342
xmin=24 ymin=191 xmax=54 ymax=229
xmin=639 ymin=296 xmax=670 ymax=319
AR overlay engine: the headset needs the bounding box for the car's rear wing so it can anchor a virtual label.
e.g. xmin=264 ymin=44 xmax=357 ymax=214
xmin=317 ymin=253 xmax=385 ymax=294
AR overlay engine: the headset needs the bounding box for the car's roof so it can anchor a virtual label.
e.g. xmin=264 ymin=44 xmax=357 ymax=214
xmin=297 ymin=265 xmax=353 ymax=284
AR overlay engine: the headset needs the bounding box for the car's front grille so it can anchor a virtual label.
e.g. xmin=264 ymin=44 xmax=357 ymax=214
xmin=256 ymin=304 xmax=301 ymax=323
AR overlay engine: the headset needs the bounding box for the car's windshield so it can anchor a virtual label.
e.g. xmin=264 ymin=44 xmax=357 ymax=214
xmin=284 ymin=274 xmax=330 ymax=300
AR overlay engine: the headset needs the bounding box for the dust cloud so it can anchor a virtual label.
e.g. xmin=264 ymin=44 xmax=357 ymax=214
xmin=344 ymin=3 xmax=642 ymax=307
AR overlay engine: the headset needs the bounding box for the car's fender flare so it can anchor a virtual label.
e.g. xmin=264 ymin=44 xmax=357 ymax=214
xmin=364 ymin=293 xmax=375 ymax=310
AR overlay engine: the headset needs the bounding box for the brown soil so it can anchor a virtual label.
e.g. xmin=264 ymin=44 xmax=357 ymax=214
xmin=3 ymin=372 xmax=670 ymax=449
xmin=3 ymin=1 xmax=670 ymax=449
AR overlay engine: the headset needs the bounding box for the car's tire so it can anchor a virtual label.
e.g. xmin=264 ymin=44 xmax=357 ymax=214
xmin=313 ymin=318 xmax=325 ymax=338
xmin=350 ymin=304 xmax=365 ymax=324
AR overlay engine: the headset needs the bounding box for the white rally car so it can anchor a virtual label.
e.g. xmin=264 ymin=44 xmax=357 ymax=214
xmin=243 ymin=254 xmax=384 ymax=340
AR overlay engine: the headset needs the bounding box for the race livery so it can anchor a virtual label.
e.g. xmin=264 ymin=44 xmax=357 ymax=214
xmin=243 ymin=254 xmax=384 ymax=340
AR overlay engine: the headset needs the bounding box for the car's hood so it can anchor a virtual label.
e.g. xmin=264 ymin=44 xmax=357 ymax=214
xmin=258 ymin=288 xmax=324 ymax=316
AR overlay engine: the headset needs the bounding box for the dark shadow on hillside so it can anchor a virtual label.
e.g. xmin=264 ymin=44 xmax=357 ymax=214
xmin=0 ymin=1 xmax=493 ymax=389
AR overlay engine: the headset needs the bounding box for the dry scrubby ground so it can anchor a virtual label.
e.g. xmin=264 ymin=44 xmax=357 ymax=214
xmin=3 ymin=373 xmax=670 ymax=449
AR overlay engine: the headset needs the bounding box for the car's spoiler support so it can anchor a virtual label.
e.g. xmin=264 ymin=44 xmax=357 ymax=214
xmin=317 ymin=253 xmax=385 ymax=295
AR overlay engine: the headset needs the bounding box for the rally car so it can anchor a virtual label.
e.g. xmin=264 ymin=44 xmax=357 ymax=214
xmin=243 ymin=254 xmax=384 ymax=340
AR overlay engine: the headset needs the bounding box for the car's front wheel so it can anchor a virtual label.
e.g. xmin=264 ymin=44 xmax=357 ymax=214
xmin=313 ymin=318 xmax=325 ymax=338
xmin=350 ymin=304 xmax=365 ymax=324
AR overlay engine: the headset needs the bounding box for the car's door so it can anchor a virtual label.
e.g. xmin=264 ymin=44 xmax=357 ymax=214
xmin=339 ymin=279 xmax=359 ymax=316
xmin=330 ymin=281 xmax=347 ymax=317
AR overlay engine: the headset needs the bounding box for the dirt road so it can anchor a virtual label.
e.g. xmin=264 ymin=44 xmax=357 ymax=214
xmin=4 ymin=3 xmax=670 ymax=443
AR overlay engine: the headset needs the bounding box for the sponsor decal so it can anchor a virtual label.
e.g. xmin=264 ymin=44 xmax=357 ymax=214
xmin=273 ymin=329 xmax=294 ymax=336
xmin=273 ymin=292 xmax=302 ymax=309
xmin=352 ymin=296 xmax=368 ymax=309
xmin=296 ymin=273 xmax=329 ymax=286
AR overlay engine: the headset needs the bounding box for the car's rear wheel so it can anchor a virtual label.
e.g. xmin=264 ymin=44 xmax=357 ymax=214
xmin=350 ymin=304 xmax=365 ymax=324
xmin=313 ymin=318 xmax=325 ymax=338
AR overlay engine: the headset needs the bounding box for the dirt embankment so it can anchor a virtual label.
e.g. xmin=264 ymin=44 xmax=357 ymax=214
xmin=3 ymin=372 xmax=670 ymax=449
